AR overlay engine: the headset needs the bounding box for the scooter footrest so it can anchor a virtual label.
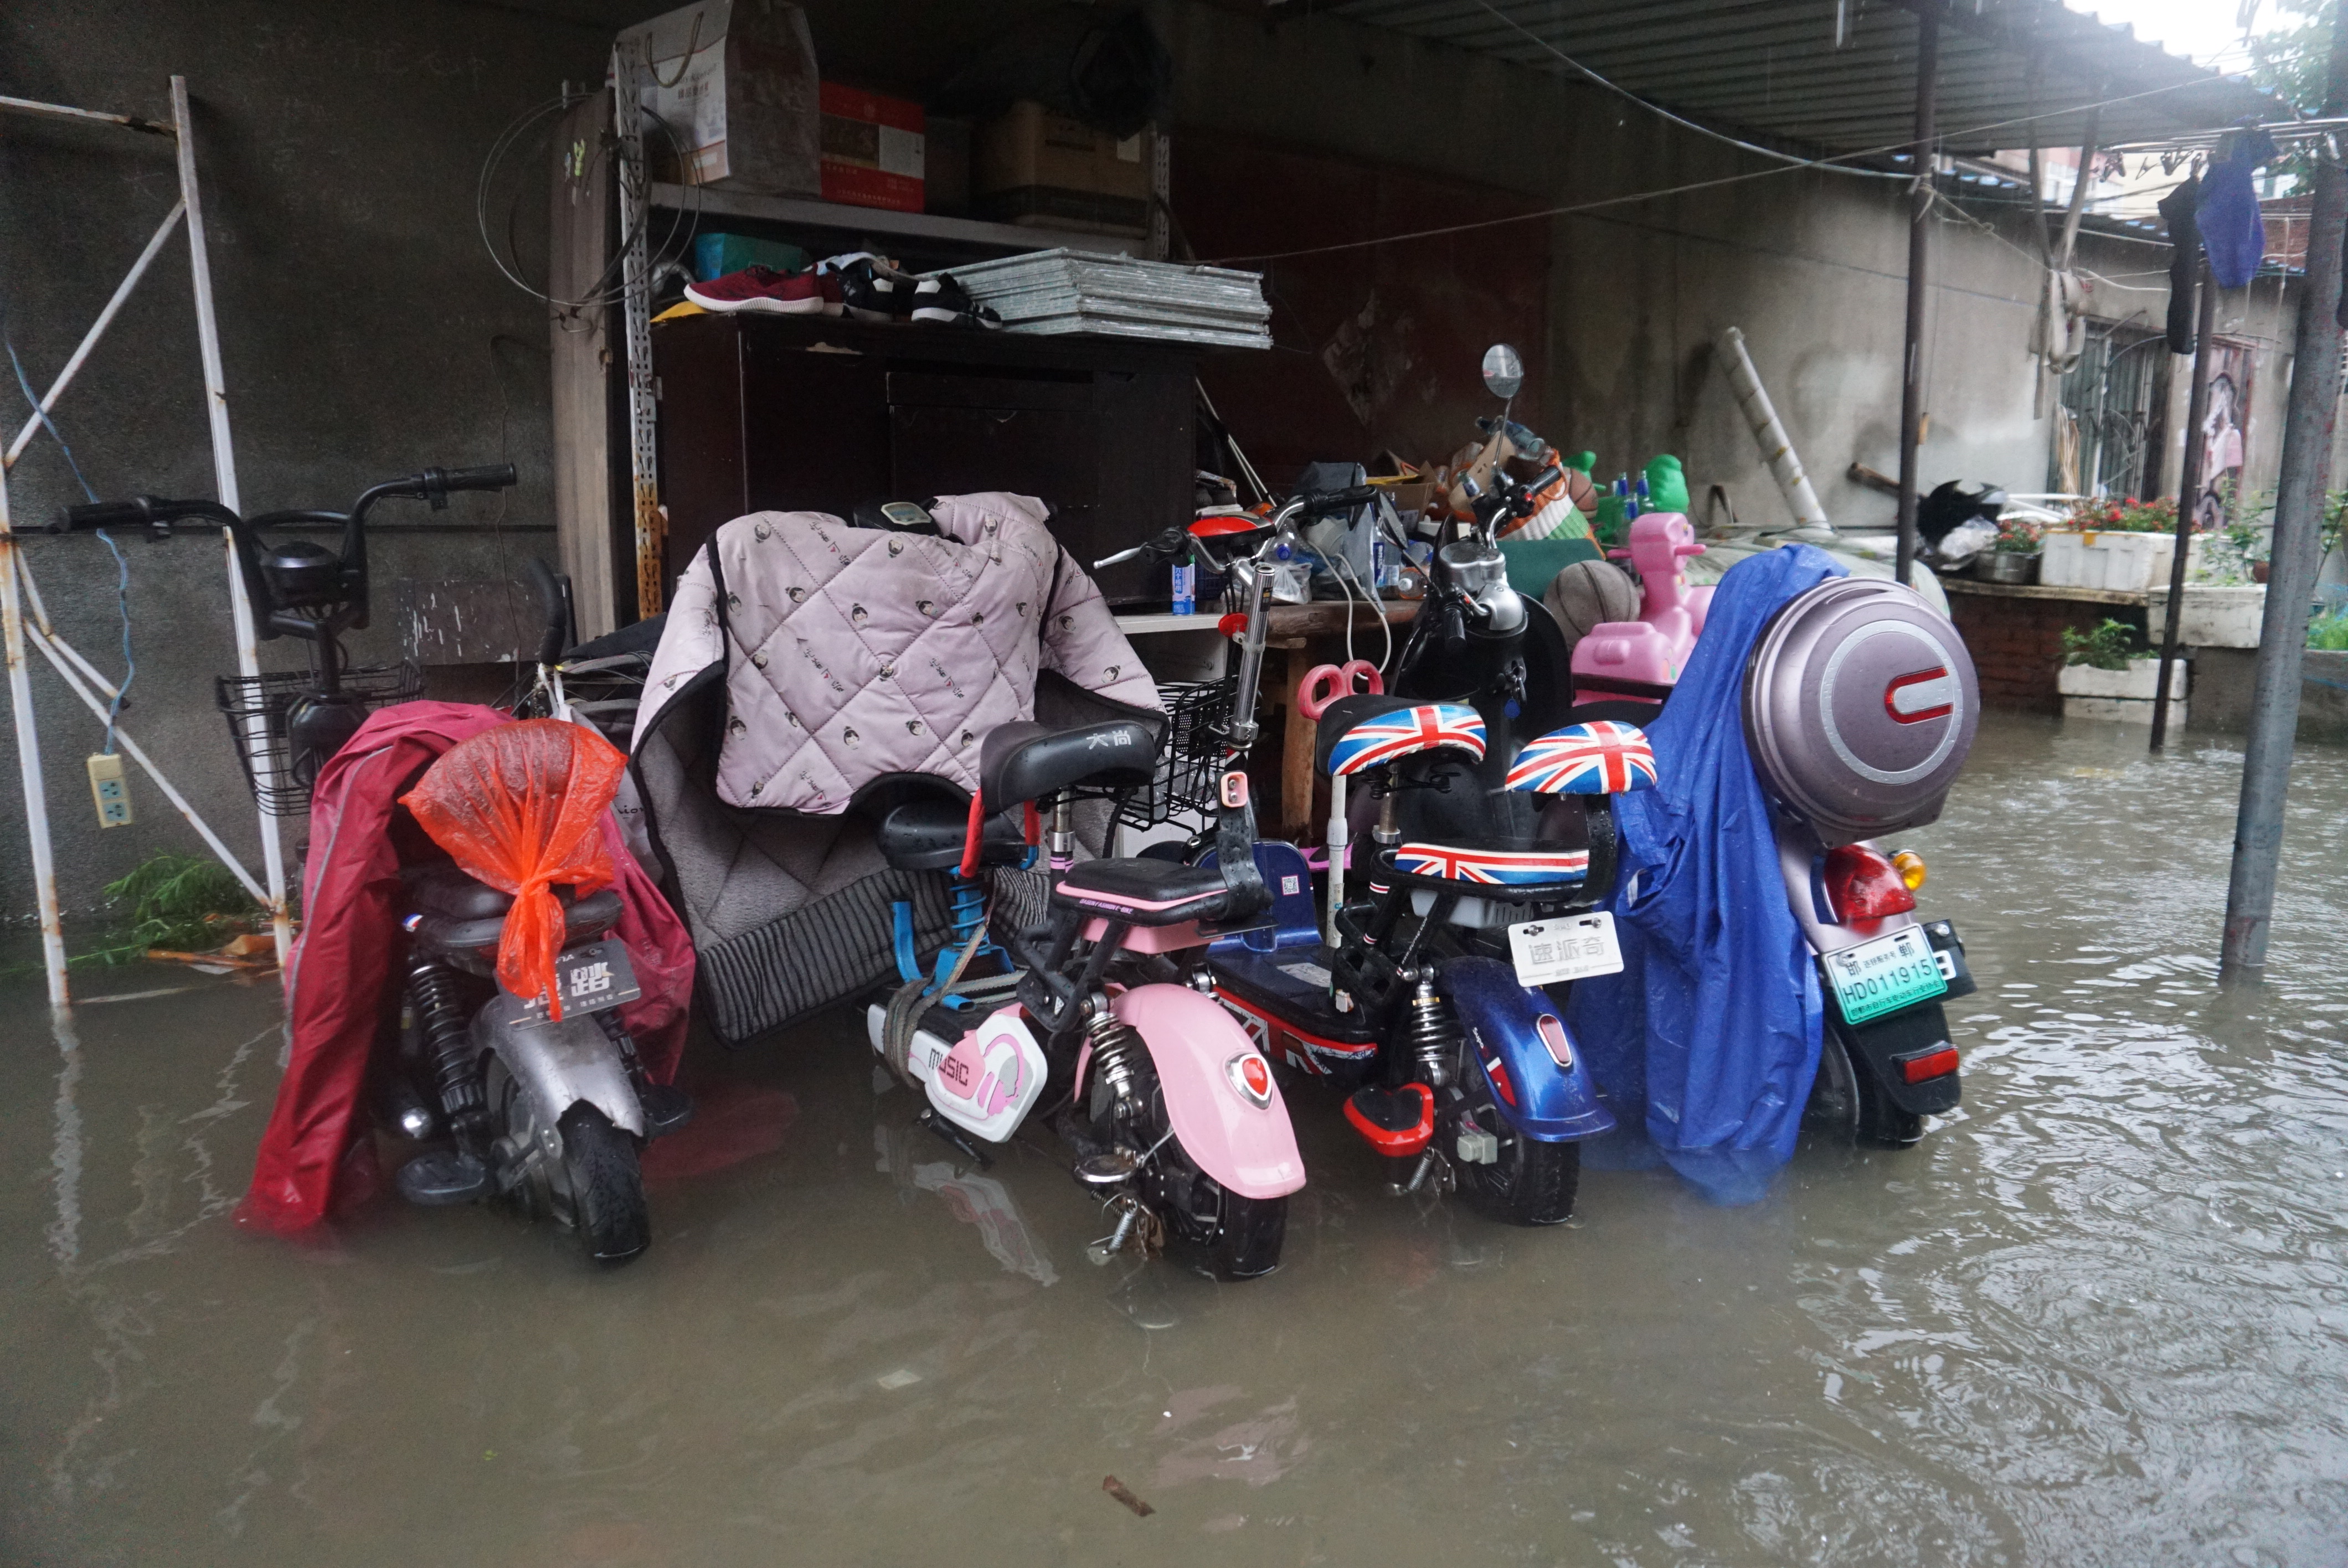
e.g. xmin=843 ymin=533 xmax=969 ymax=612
xmin=395 ymin=1150 xmax=491 ymax=1206
xmin=640 ymin=1084 xmax=694 ymax=1139
xmin=1344 ymin=1083 xmax=1435 ymax=1156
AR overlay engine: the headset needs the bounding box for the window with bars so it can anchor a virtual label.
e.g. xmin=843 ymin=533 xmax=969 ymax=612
xmin=2048 ymin=324 xmax=2164 ymax=498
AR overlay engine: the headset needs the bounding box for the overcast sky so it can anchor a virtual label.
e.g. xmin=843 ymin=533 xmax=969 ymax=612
xmin=2070 ymin=0 xmax=2274 ymax=73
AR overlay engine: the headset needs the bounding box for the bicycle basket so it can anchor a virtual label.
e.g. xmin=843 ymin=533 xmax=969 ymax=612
xmin=214 ymin=660 xmax=423 ymax=816
xmin=1070 ymin=676 xmax=1233 ymax=832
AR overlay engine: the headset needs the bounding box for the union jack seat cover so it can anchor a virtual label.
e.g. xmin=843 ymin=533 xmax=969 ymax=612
xmin=1503 ymin=720 xmax=1658 ymax=796
xmin=1326 ymin=703 xmax=1487 ymax=776
xmin=1393 ymin=841 xmax=1590 ymax=886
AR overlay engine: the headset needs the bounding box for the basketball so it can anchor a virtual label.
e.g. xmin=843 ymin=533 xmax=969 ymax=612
xmin=1544 ymin=559 xmax=1641 ymax=646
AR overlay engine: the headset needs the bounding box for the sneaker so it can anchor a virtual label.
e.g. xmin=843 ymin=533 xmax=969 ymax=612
xmin=683 ymin=265 xmax=824 ymax=316
xmin=909 ymin=273 xmax=1004 ymax=329
xmin=829 ymin=255 xmax=915 ymax=323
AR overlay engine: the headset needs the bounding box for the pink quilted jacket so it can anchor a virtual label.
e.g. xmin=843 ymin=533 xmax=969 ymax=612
xmin=632 ymin=493 xmax=1160 ymax=812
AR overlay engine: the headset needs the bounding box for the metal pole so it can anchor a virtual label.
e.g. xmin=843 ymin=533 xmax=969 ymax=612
xmin=2150 ymin=260 xmax=2217 ymax=752
xmin=3 ymin=202 xmax=184 ymax=470
xmin=0 ymin=524 xmax=71 ymax=1009
xmin=172 ymin=77 xmax=292 ymax=974
xmin=1893 ymin=1 xmax=1940 ymax=587
xmin=2221 ymin=0 xmax=2348 ymax=974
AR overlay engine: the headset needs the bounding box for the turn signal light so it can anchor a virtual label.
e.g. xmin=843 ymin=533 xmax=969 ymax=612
xmin=1822 ymin=844 xmax=1917 ymax=922
xmin=1891 ymin=849 xmax=1928 ymax=890
xmin=1900 ymin=1045 xmax=1959 ymax=1084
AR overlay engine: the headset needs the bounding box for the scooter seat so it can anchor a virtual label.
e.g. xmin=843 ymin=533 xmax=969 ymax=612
xmin=401 ymin=864 xmax=622 ymax=931
xmin=1052 ymin=856 xmax=1231 ymax=926
xmin=1389 ymin=839 xmax=1590 ymax=889
xmin=1503 ymin=720 xmax=1658 ymax=796
xmin=874 ymin=797 xmax=1029 ymax=871
xmin=980 ymin=716 xmax=1161 ymax=815
xmin=1320 ymin=699 xmax=1487 ymax=777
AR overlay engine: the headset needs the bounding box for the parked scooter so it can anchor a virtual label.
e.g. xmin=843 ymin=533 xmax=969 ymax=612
xmin=61 ymin=471 xmax=691 ymax=1260
xmin=1196 ymin=462 xmax=1638 ymax=1223
xmin=863 ymin=558 xmax=1305 ymax=1278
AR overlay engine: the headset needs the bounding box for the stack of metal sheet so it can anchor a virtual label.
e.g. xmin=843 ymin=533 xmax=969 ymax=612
xmin=942 ymin=250 xmax=1270 ymax=349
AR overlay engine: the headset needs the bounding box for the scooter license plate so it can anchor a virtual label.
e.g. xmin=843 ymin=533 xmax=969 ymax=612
xmin=1507 ymin=912 xmax=1623 ymax=987
xmin=501 ymin=940 xmax=641 ymax=1027
xmin=1824 ymin=926 xmax=1947 ymax=1025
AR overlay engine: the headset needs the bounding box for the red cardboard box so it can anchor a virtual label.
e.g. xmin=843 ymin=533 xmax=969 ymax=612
xmin=819 ymin=82 xmax=924 ymax=212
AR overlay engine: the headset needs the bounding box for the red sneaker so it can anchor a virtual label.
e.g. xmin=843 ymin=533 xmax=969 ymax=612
xmin=684 ymin=265 xmax=824 ymax=316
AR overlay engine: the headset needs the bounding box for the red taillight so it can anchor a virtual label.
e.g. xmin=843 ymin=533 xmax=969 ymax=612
xmin=1536 ymin=1014 xmax=1574 ymax=1069
xmin=1823 ymin=844 xmax=1917 ymax=921
xmin=1900 ymin=1045 xmax=1959 ymax=1084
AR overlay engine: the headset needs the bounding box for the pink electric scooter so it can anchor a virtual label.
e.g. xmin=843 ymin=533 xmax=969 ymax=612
xmin=1569 ymin=512 xmax=1713 ymax=715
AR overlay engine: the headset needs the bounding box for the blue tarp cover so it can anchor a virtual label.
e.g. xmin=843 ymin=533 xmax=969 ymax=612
xmin=1567 ymin=544 xmax=1846 ymax=1204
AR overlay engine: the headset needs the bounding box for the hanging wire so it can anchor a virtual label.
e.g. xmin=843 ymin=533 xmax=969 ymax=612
xmin=7 ymin=335 xmax=132 ymax=752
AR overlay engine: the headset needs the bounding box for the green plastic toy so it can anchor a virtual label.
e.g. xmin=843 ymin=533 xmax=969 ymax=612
xmin=1644 ymin=453 xmax=1690 ymax=516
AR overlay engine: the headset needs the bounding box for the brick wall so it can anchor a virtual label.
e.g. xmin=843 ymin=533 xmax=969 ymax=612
xmin=1944 ymin=589 xmax=2147 ymax=714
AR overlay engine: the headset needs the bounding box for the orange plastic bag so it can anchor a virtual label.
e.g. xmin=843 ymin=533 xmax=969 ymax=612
xmin=399 ymin=719 xmax=630 ymax=1019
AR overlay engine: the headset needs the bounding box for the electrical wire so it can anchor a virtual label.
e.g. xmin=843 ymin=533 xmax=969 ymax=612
xmin=1206 ymin=71 xmax=2299 ymax=266
xmin=7 ymin=336 xmax=131 ymax=751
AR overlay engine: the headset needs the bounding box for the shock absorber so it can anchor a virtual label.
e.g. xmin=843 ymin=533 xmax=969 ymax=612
xmin=1082 ymin=1005 xmax=1151 ymax=1124
xmin=1393 ymin=972 xmax=1460 ymax=1090
xmin=930 ymin=869 xmax=1008 ymax=1005
xmin=409 ymin=957 xmax=483 ymax=1141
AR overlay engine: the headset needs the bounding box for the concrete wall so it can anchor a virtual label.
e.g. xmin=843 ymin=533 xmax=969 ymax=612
xmin=0 ymin=0 xmax=2234 ymax=926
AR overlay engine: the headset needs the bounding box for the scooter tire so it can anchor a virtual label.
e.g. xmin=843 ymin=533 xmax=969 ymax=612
xmin=1458 ymin=1123 xmax=1581 ymax=1226
xmin=559 ymin=1105 xmax=651 ymax=1265
xmin=1807 ymin=1028 xmax=1924 ymax=1149
xmin=1188 ymin=1188 xmax=1288 ymax=1281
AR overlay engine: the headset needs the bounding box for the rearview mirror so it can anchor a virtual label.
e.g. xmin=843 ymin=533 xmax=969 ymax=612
xmin=1481 ymin=343 xmax=1524 ymax=401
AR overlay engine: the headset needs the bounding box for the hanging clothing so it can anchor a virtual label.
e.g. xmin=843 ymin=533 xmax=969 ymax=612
xmin=1566 ymin=544 xmax=1846 ymax=1205
xmin=2196 ymin=129 xmax=2277 ymax=291
xmin=238 ymin=702 xmax=694 ymax=1235
xmin=2157 ymin=174 xmax=2202 ymax=356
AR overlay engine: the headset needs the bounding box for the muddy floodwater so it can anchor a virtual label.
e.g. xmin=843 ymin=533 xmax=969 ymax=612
xmin=4 ymin=710 xmax=2347 ymax=1566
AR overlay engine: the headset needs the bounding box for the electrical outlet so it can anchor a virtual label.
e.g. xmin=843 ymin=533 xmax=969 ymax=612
xmin=87 ymin=752 xmax=132 ymax=828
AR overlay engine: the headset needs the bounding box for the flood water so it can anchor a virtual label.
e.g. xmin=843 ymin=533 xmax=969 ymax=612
xmin=5 ymin=710 xmax=2347 ymax=1566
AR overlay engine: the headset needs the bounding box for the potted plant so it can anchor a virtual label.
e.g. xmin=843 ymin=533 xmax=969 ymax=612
xmin=2057 ymin=617 xmax=2181 ymax=724
xmin=2041 ymin=496 xmax=2198 ymax=592
xmin=1979 ymin=514 xmax=2043 ymax=582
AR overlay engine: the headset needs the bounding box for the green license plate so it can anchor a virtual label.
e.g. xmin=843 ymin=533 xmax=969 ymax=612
xmin=1824 ymin=926 xmax=1948 ymax=1025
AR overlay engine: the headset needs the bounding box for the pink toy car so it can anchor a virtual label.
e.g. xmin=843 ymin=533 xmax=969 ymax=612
xmin=1570 ymin=512 xmax=1713 ymax=711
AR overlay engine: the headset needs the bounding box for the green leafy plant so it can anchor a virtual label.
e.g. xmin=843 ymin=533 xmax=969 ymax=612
xmin=2060 ymin=496 xmax=2178 ymax=535
xmin=74 ymin=853 xmax=261 ymax=967
xmin=2310 ymin=611 xmax=2348 ymax=652
xmin=2061 ymin=618 xmax=2140 ymax=671
xmin=1992 ymin=515 xmax=2043 ymax=554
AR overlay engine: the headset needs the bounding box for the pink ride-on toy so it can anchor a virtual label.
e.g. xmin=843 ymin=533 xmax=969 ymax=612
xmin=1569 ymin=511 xmax=1713 ymax=714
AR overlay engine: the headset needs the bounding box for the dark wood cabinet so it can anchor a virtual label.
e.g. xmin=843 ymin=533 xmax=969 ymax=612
xmin=653 ymin=314 xmax=1196 ymax=605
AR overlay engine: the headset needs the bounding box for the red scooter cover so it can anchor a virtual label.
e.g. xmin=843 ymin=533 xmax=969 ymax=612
xmin=236 ymin=702 xmax=694 ymax=1235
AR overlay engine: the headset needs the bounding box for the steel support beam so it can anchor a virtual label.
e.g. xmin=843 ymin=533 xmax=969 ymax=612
xmin=2150 ymin=260 xmax=2216 ymax=752
xmin=1894 ymin=1 xmax=1940 ymax=586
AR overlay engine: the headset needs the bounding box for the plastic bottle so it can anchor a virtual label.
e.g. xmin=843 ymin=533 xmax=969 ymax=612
xmin=1171 ymin=550 xmax=1196 ymax=615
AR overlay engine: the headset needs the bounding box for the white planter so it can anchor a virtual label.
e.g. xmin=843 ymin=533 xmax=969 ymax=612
xmin=2064 ymin=694 xmax=2189 ymax=727
xmin=2058 ymin=657 xmax=2174 ymax=700
xmin=2146 ymin=584 xmax=2266 ymax=649
xmin=2041 ymin=530 xmax=2202 ymax=594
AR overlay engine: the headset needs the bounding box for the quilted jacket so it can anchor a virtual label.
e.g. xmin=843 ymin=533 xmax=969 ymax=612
xmin=633 ymin=492 xmax=1160 ymax=812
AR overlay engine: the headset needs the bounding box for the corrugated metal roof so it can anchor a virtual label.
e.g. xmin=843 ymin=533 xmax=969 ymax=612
xmin=1327 ymin=0 xmax=2289 ymax=157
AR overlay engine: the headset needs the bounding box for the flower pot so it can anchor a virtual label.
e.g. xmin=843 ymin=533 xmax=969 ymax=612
xmin=1979 ymin=551 xmax=2039 ymax=585
xmin=2146 ymin=584 xmax=2265 ymax=648
xmin=2060 ymin=656 xmax=2187 ymax=726
xmin=2252 ymin=561 xmax=2271 ymax=584
xmin=2041 ymin=530 xmax=2203 ymax=592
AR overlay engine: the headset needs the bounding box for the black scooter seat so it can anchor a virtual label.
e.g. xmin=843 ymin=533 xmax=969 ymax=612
xmin=980 ymin=716 xmax=1160 ymax=814
xmin=874 ymin=797 xmax=1029 ymax=871
xmin=401 ymin=865 xmax=622 ymax=946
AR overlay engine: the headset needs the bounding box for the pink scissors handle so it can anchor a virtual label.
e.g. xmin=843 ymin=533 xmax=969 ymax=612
xmin=1297 ymin=660 xmax=1383 ymax=719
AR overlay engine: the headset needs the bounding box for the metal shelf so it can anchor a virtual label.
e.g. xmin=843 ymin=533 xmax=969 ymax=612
xmin=648 ymin=183 xmax=1135 ymax=257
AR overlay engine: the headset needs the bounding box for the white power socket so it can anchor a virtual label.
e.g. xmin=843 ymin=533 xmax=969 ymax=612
xmin=87 ymin=753 xmax=132 ymax=828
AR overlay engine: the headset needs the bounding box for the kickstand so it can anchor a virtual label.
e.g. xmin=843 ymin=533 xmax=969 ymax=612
xmin=916 ymin=1107 xmax=995 ymax=1169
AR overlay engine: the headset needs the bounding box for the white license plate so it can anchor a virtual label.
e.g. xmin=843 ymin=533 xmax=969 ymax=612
xmin=1823 ymin=926 xmax=1948 ymax=1025
xmin=498 ymin=939 xmax=641 ymax=1027
xmin=1508 ymin=912 xmax=1623 ymax=987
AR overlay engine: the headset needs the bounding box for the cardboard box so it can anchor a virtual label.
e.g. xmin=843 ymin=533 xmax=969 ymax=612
xmin=820 ymin=82 xmax=924 ymax=212
xmin=975 ymin=101 xmax=1152 ymax=236
xmin=616 ymin=0 xmax=820 ymax=195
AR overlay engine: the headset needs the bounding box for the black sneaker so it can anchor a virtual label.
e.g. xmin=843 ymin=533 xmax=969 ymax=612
xmin=830 ymin=254 xmax=914 ymax=323
xmin=909 ymin=273 xmax=1003 ymax=329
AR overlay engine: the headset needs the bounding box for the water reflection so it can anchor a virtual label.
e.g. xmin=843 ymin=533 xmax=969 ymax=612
xmin=3 ymin=716 xmax=2347 ymax=1564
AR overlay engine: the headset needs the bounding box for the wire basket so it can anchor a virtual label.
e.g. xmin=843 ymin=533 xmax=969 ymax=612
xmin=1071 ymin=676 xmax=1234 ymax=832
xmin=214 ymin=661 xmax=423 ymax=817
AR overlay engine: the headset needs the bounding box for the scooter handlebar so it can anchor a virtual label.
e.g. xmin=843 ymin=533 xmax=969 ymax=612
xmin=55 ymin=499 xmax=156 ymax=532
xmin=432 ymin=464 xmax=518 ymax=493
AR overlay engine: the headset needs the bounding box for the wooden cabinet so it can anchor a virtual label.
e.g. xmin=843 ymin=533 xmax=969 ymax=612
xmin=652 ymin=313 xmax=1196 ymax=605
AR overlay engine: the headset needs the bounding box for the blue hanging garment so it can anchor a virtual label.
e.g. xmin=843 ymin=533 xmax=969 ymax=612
xmin=2196 ymin=127 xmax=2278 ymax=290
xmin=1567 ymin=544 xmax=1846 ymax=1204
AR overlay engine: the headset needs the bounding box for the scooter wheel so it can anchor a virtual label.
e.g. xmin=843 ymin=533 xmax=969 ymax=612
xmin=1806 ymin=1027 xmax=1924 ymax=1149
xmin=1449 ymin=1074 xmax=1579 ymax=1226
xmin=559 ymin=1105 xmax=650 ymax=1265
